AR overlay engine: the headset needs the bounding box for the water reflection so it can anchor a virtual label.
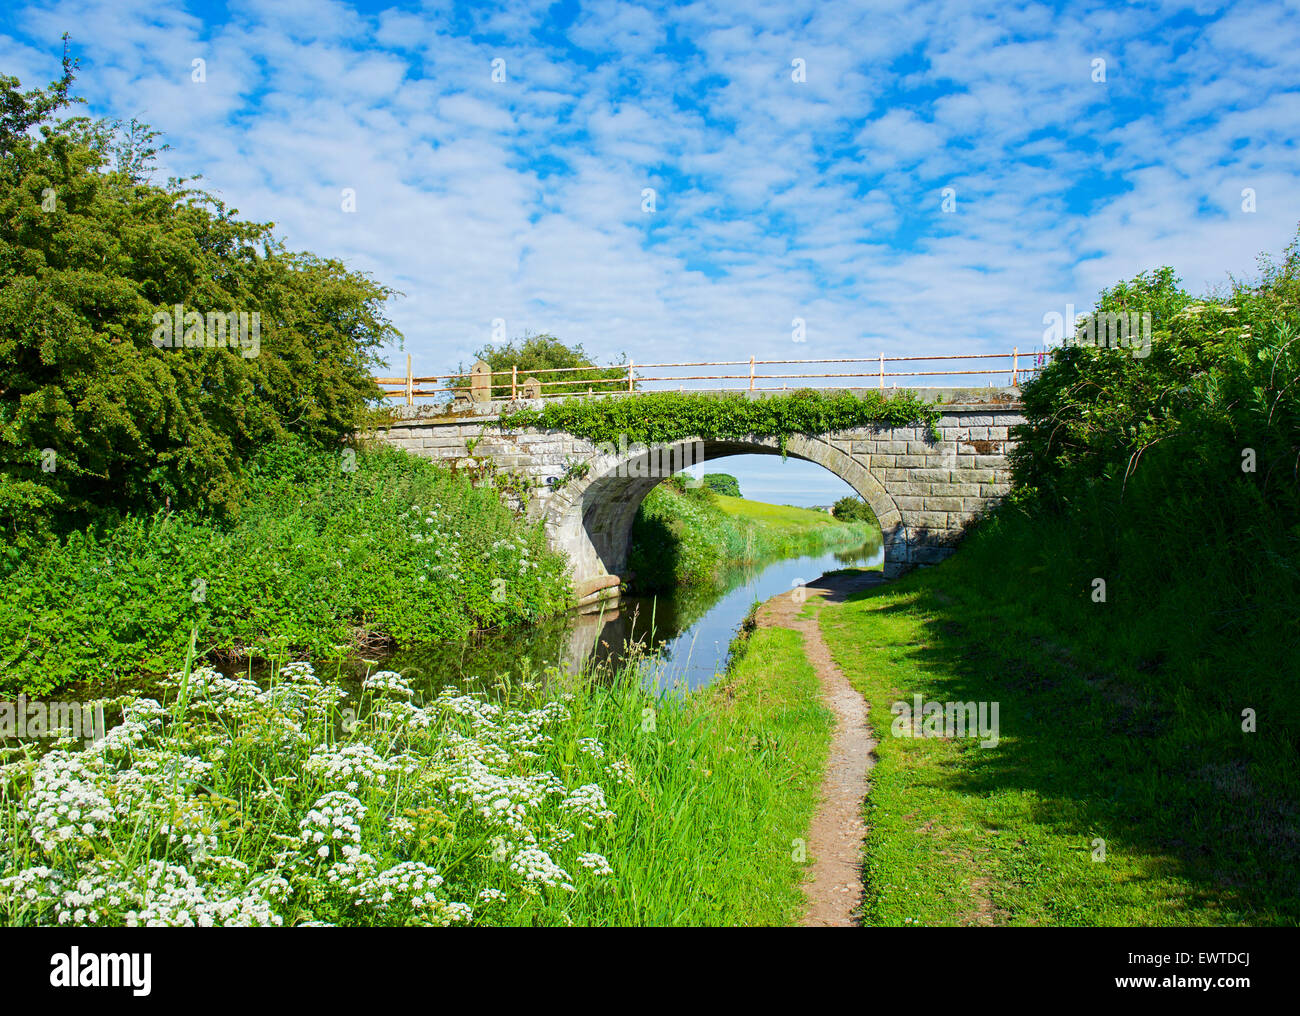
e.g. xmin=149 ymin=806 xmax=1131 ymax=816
xmin=586 ymin=535 xmax=882 ymax=689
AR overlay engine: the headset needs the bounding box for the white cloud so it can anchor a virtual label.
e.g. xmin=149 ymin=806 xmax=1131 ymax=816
xmin=2 ymin=0 xmax=1296 ymax=383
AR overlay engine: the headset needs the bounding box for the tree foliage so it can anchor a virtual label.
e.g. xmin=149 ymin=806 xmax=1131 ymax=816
xmin=1012 ymin=243 xmax=1300 ymax=518
xmin=832 ymin=495 xmax=873 ymax=522
xmin=702 ymin=472 xmax=740 ymax=497
xmin=0 ymin=59 xmax=400 ymax=550
xmin=452 ymin=333 xmax=632 ymax=399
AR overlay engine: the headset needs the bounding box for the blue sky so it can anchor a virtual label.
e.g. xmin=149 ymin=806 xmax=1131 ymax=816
xmin=3 ymin=0 xmax=1298 ymax=503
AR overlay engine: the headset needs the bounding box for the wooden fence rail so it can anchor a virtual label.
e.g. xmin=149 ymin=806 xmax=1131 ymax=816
xmin=375 ymin=349 xmax=1048 ymax=405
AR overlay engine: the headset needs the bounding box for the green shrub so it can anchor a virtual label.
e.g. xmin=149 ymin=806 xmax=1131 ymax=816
xmin=1000 ymin=236 xmax=1300 ymax=664
xmin=1013 ymin=250 xmax=1299 ymax=517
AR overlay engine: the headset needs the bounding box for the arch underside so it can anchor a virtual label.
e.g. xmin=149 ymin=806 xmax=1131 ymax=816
xmin=545 ymin=435 xmax=905 ymax=587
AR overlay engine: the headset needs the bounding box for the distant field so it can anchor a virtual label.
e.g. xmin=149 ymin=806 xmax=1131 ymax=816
xmin=712 ymin=495 xmax=840 ymax=527
xmin=629 ymin=485 xmax=871 ymax=591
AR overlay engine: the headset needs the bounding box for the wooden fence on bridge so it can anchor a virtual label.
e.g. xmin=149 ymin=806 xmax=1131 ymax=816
xmin=375 ymin=349 xmax=1048 ymax=406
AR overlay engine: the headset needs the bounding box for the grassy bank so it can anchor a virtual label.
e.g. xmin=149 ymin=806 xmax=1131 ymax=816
xmin=0 ymin=440 xmax=570 ymax=697
xmin=629 ymin=479 xmax=876 ymax=591
xmin=812 ymin=252 xmax=1300 ymax=927
xmin=819 ymin=527 xmax=1298 ymax=926
xmin=0 ymin=622 xmax=830 ymax=926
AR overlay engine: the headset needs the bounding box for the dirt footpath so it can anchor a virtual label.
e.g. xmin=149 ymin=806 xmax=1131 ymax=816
xmin=756 ymin=570 xmax=882 ymax=927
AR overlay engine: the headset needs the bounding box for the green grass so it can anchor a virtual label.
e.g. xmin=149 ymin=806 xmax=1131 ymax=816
xmin=712 ymin=494 xmax=840 ymax=527
xmin=818 ymin=544 xmax=1299 ymax=926
xmin=587 ymin=625 xmax=833 ymax=924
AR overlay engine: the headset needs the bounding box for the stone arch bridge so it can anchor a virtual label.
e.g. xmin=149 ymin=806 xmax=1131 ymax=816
xmin=371 ymin=389 xmax=1025 ymax=604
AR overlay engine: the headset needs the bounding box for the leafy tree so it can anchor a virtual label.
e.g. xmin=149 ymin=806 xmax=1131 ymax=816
xmin=1011 ymin=247 xmax=1300 ymax=517
xmin=833 ymin=495 xmax=873 ymax=522
xmin=453 ymin=333 xmax=633 ymax=399
xmin=0 ymin=35 xmax=80 ymax=159
xmin=1011 ymin=267 xmax=1197 ymax=503
xmin=702 ymin=472 xmax=740 ymax=497
xmin=0 ymin=57 xmax=400 ymax=551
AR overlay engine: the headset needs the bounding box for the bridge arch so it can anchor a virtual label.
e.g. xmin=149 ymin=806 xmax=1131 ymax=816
xmin=542 ymin=433 xmax=905 ymax=591
xmin=369 ymin=393 xmax=1024 ymax=596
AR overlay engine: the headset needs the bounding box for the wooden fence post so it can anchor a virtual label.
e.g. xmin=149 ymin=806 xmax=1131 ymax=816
xmin=879 ymin=353 xmax=884 ymax=390
xmin=1012 ymin=347 xmax=1018 ymax=385
xmin=628 ymin=361 xmax=634 ymax=392
xmin=749 ymin=355 xmax=755 ymax=391
xmin=406 ymin=353 xmax=413 ymax=406
xmin=511 ymin=364 xmax=517 ymax=400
